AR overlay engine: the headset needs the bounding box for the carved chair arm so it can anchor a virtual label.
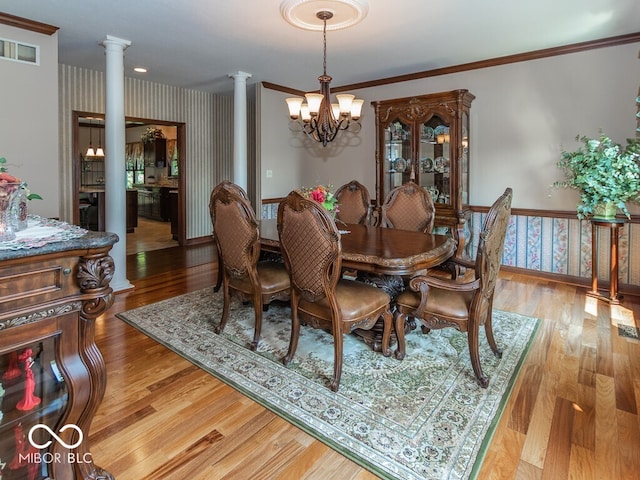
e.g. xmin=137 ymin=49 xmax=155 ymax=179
xmin=408 ymin=274 xmax=481 ymax=317
xmin=447 ymin=256 xmax=475 ymax=270
xmin=409 ymin=274 xmax=480 ymax=293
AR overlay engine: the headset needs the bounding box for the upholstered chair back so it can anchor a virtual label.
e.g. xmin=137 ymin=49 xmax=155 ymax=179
xmin=472 ymin=187 xmax=513 ymax=320
xmin=211 ymin=186 xmax=259 ymax=280
xmin=334 ymin=180 xmax=371 ymax=225
xmin=277 ymin=190 xmax=341 ymax=303
xmin=381 ymin=182 xmax=435 ymax=233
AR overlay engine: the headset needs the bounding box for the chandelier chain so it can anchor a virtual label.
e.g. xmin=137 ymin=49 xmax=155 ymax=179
xmin=322 ymin=17 xmax=327 ymax=76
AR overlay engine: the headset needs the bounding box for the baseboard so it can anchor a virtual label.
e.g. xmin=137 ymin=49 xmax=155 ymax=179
xmin=501 ymin=265 xmax=640 ymax=299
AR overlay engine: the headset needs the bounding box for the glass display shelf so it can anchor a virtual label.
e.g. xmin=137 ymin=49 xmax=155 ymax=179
xmin=0 ymin=337 xmax=68 ymax=480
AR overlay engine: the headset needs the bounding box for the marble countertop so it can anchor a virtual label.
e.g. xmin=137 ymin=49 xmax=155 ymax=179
xmin=0 ymin=216 xmax=118 ymax=260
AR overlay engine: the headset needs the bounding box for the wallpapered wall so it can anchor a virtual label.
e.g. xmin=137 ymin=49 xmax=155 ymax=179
xmin=59 ymin=64 xmax=234 ymax=239
xmin=468 ymin=213 xmax=639 ymax=287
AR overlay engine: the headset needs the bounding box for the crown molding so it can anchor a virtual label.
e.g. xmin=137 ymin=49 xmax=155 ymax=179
xmin=0 ymin=12 xmax=58 ymax=35
xmin=265 ymin=32 xmax=640 ymax=94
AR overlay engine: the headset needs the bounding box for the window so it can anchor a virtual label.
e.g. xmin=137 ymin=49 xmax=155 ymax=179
xmin=0 ymin=37 xmax=39 ymax=65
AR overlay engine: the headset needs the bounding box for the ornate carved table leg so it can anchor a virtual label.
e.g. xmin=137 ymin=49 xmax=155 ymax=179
xmin=353 ymin=273 xmax=408 ymax=351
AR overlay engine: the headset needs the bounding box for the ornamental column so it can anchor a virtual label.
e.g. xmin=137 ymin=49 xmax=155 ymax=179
xmin=229 ymin=71 xmax=252 ymax=191
xmin=102 ymin=35 xmax=133 ymax=292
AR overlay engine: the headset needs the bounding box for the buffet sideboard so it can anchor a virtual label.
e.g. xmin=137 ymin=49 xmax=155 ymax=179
xmin=0 ymin=221 xmax=117 ymax=480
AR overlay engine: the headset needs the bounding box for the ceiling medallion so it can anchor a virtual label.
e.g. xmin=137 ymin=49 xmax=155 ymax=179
xmin=280 ymin=0 xmax=369 ymax=31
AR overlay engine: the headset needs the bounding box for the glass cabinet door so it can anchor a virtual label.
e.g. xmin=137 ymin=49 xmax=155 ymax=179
xmin=0 ymin=336 xmax=68 ymax=480
xmin=383 ymin=120 xmax=412 ymax=198
xmin=417 ymin=115 xmax=450 ymax=205
xmin=461 ymin=111 xmax=470 ymax=205
xmin=373 ymin=90 xmax=474 ymax=254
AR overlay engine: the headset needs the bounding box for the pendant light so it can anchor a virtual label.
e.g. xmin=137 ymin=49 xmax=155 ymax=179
xmin=85 ymin=119 xmax=95 ymax=157
xmin=95 ymin=119 xmax=105 ymax=157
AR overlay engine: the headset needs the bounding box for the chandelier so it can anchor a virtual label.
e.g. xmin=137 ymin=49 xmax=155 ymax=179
xmin=285 ymin=10 xmax=364 ymax=147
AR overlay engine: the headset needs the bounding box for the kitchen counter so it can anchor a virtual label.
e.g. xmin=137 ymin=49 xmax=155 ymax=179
xmin=80 ymin=187 xmax=139 ymax=193
xmin=134 ymin=183 xmax=179 ymax=189
xmin=136 ymin=186 xmax=173 ymax=221
xmin=78 ymin=189 xmax=138 ymax=232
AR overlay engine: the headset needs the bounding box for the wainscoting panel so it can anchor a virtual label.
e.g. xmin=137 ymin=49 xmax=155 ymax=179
xmin=259 ymin=200 xmax=639 ymax=288
xmin=470 ymin=212 xmax=639 ymax=287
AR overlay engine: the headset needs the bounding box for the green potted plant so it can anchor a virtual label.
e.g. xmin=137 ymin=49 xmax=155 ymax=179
xmin=141 ymin=127 xmax=165 ymax=143
xmin=552 ymin=133 xmax=640 ymax=220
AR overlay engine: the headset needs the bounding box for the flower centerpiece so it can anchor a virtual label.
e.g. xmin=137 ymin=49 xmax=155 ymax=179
xmin=301 ymin=184 xmax=339 ymax=216
xmin=141 ymin=127 xmax=165 ymax=143
xmin=552 ymin=133 xmax=640 ymax=219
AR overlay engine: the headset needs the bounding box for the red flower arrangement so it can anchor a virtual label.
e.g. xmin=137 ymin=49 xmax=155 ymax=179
xmin=301 ymin=184 xmax=339 ymax=215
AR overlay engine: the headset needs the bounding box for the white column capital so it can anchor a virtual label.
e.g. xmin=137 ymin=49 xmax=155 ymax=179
xmin=101 ymin=35 xmax=132 ymax=50
xmin=229 ymin=71 xmax=252 ymax=81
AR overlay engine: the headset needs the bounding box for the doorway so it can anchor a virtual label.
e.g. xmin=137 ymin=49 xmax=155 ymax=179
xmin=73 ymin=112 xmax=186 ymax=255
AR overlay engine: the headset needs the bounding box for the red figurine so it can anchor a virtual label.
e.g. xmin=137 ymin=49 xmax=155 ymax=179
xmin=8 ymin=422 xmax=38 ymax=479
xmin=16 ymin=349 xmax=40 ymax=411
xmin=8 ymin=423 xmax=26 ymax=469
xmin=2 ymin=350 xmax=21 ymax=381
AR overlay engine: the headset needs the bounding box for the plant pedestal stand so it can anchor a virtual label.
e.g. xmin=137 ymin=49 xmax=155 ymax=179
xmin=588 ymin=218 xmax=626 ymax=304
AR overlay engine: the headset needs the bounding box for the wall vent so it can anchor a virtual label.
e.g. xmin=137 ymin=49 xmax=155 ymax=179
xmin=0 ymin=37 xmax=39 ymax=65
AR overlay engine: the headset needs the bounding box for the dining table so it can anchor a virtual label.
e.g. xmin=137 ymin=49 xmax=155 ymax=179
xmin=259 ymin=219 xmax=456 ymax=276
xmin=259 ymin=219 xmax=457 ymax=351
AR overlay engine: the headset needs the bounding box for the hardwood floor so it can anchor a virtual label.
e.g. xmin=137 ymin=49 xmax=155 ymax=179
xmin=126 ymin=217 xmax=178 ymax=255
xmin=90 ymin=245 xmax=640 ymax=479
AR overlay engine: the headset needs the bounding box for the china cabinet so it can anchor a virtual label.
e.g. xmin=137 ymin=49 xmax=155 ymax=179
xmin=372 ymin=89 xmax=474 ymax=255
xmin=0 ymin=225 xmax=117 ymax=480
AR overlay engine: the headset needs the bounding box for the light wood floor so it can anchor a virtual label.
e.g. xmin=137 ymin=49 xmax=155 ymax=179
xmin=126 ymin=217 xmax=178 ymax=255
xmin=90 ymin=245 xmax=640 ymax=479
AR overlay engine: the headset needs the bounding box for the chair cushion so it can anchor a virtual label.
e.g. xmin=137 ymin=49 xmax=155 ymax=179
xmin=396 ymin=286 xmax=473 ymax=321
xmin=230 ymin=261 xmax=289 ymax=295
xmin=256 ymin=261 xmax=290 ymax=294
xmin=299 ymin=279 xmax=390 ymax=322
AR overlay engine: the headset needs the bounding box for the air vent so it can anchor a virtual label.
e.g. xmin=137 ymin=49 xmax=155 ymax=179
xmin=0 ymin=37 xmax=39 ymax=65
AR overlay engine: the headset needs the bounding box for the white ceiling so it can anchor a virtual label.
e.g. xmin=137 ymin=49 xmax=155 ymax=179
xmin=3 ymin=0 xmax=639 ymax=95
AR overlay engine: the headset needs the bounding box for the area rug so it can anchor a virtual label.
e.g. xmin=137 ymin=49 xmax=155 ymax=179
xmin=117 ymin=288 xmax=539 ymax=480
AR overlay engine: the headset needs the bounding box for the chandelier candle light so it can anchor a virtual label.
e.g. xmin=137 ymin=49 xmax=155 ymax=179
xmin=285 ymin=10 xmax=364 ymax=147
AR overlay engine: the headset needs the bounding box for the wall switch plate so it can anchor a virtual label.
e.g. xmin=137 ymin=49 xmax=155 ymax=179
xmin=266 ymin=170 xmax=273 ymax=178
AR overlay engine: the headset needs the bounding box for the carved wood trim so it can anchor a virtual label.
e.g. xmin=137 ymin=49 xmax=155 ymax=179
xmin=0 ymin=12 xmax=59 ymax=35
xmin=76 ymin=250 xmax=115 ymax=480
xmin=0 ymin=301 xmax=82 ymax=330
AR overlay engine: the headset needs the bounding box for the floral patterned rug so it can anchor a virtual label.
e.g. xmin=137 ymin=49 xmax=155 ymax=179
xmin=117 ymin=288 xmax=539 ymax=480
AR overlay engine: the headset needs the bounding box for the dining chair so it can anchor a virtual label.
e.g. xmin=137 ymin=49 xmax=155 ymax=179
xmin=209 ymin=183 xmax=290 ymax=350
xmin=394 ymin=188 xmax=513 ymax=388
xmin=277 ymin=190 xmax=395 ymax=392
xmin=381 ymin=181 xmax=436 ymax=233
xmin=334 ymin=180 xmax=371 ymax=225
xmin=210 ymin=180 xmax=249 ymax=293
